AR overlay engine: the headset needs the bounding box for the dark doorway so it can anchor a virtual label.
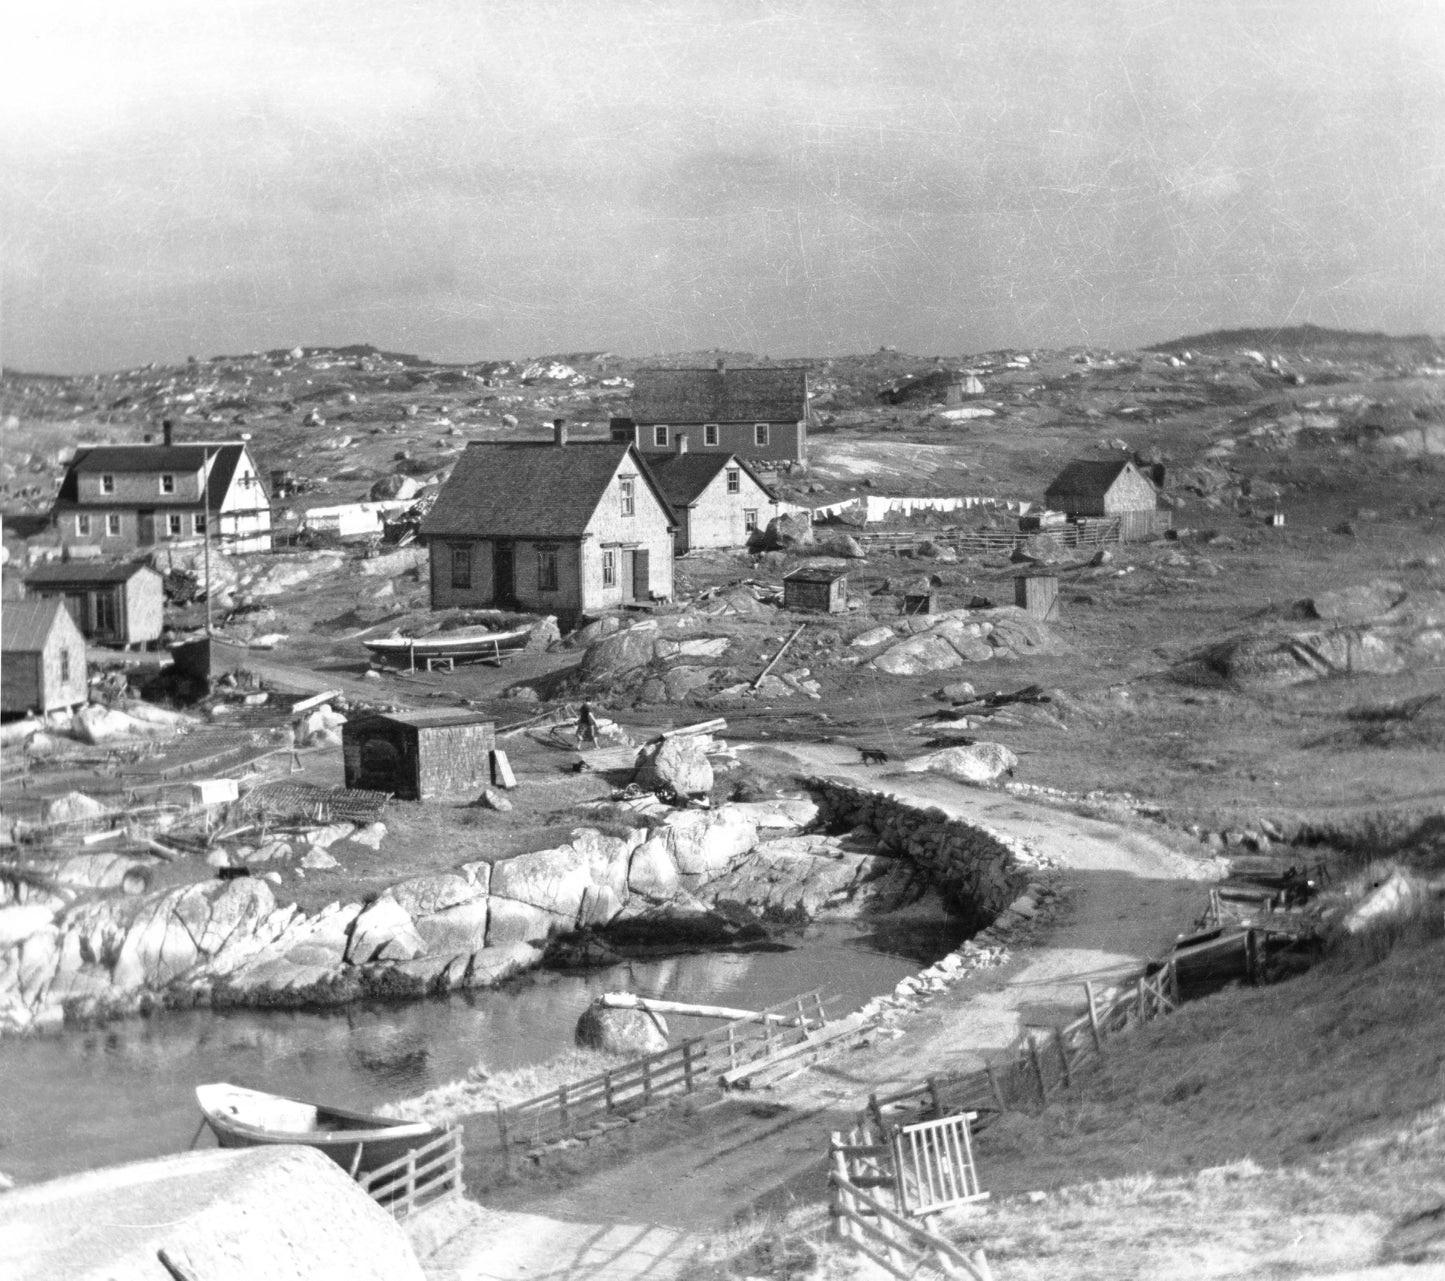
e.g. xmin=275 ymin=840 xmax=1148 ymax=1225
xmin=137 ymin=510 xmax=156 ymax=546
xmin=628 ymin=548 xmax=650 ymax=602
xmin=493 ymin=540 xmax=515 ymax=604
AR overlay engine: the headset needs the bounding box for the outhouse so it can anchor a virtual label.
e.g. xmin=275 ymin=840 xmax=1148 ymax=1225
xmin=783 ymin=566 xmax=848 ymax=614
xmin=342 ymin=709 xmax=496 ymax=801
xmin=24 ymin=560 xmax=165 ymax=647
xmin=1 ymin=599 xmax=89 ymax=715
xmin=1014 ymin=574 xmax=1059 ymax=621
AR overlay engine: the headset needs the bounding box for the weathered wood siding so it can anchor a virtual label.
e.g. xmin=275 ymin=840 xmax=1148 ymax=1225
xmin=579 ymin=458 xmax=674 ymax=612
xmin=680 ymin=469 xmax=779 ymax=551
xmin=415 ymin=723 xmax=496 ymax=799
xmin=1101 ymin=465 xmax=1161 ymax=514
xmin=1 ymin=614 xmax=88 ymax=714
xmin=76 ymin=465 xmax=206 ymax=504
xmin=632 ymin=420 xmax=807 ymax=464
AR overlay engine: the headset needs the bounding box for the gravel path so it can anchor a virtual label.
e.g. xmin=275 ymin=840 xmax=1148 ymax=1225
xmin=412 ymin=743 xmax=1220 ymax=1280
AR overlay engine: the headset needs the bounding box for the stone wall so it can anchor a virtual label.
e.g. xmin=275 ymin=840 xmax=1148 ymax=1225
xmin=806 ymin=776 xmax=1043 ymax=924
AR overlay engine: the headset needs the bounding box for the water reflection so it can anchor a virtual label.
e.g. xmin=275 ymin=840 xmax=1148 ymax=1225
xmin=0 ymin=918 xmax=966 ymax=1184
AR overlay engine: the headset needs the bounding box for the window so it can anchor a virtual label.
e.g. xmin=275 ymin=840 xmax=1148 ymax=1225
xmin=726 ymin=468 xmax=740 ymax=494
xmin=75 ymin=514 xmax=92 ymax=537
xmin=754 ymin=423 xmax=769 ymax=447
xmin=653 ymin=425 xmax=669 ymax=448
xmin=106 ymin=513 xmax=121 ymax=536
xmin=450 ymin=544 xmax=471 ymax=589
xmin=159 ymin=474 xmax=175 ymax=494
xmin=167 ymin=513 xmax=183 ymax=537
xmin=619 ymin=477 xmax=635 ymax=517
xmin=744 ymin=509 xmax=759 ymax=531
xmin=100 ymin=474 xmax=115 ymax=494
xmin=192 ymin=513 xmax=206 ymax=536
xmin=60 ymin=649 xmax=71 ymax=682
xmin=704 ymin=423 xmax=719 ymax=447
xmin=602 ymin=550 xmax=616 ymax=587
xmin=537 ymin=548 xmax=558 ymax=592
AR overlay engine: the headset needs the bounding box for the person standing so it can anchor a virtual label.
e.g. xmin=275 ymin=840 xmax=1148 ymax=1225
xmin=575 ymin=701 xmax=599 ymax=749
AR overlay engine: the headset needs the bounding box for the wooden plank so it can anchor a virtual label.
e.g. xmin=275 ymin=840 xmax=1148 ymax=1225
xmin=490 ymin=749 xmax=517 ymax=789
xmin=597 ymin=993 xmax=793 ymax=1024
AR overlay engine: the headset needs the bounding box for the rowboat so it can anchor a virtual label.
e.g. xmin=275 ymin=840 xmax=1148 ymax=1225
xmin=362 ymin=625 xmax=531 ymax=666
xmin=195 ymin=1082 xmax=443 ymax=1176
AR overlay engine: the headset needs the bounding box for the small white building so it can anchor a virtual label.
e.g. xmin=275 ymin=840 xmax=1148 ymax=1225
xmin=643 ymin=446 xmax=780 ymax=553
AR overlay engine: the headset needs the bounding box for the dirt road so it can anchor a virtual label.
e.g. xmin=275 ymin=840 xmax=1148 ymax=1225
xmin=411 ymin=744 xmax=1220 ymax=1280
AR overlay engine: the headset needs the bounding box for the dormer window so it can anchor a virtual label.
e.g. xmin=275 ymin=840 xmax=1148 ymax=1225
xmin=653 ymin=425 xmax=669 ymax=448
xmin=100 ymin=474 xmax=115 ymax=494
xmin=159 ymin=474 xmax=175 ymax=494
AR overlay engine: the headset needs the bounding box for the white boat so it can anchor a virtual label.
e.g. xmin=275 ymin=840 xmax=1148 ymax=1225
xmin=362 ymin=625 xmax=531 ymax=665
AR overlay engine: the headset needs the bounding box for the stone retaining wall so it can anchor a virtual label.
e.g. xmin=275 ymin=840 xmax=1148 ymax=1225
xmin=806 ymin=776 xmax=1045 ymax=923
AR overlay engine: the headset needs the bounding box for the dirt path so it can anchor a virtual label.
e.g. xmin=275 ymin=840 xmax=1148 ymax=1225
xmin=414 ymin=743 xmax=1220 ymax=1280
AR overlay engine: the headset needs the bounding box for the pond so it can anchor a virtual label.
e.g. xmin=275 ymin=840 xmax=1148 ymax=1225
xmin=0 ymin=914 xmax=966 ymax=1185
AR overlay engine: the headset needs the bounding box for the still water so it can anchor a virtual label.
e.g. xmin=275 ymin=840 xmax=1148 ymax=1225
xmin=0 ymin=917 xmax=964 ymax=1185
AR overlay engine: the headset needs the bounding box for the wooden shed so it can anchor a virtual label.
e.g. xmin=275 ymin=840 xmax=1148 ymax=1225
xmin=1042 ymin=459 xmax=1171 ymax=542
xmin=1014 ymin=574 xmax=1059 ymax=620
xmin=342 ymin=709 xmax=496 ymax=801
xmin=782 ymin=566 xmax=848 ymax=614
xmin=23 ymin=560 xmax=165 ymax=647
xmin=2 ymin=599 xmax=89 ymax=715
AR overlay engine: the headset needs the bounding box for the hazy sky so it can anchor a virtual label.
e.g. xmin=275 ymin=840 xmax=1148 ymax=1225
xmin=4 ymin=0 xmax=1443 ymax=373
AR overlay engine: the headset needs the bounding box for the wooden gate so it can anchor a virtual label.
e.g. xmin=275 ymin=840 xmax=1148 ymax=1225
xmin=892 ymin=1112 xmax=987 ymax=1217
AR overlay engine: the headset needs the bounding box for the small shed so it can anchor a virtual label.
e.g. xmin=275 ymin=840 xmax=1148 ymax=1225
xmin=1014 ymin=574 xmax=1059 ymax=621
xmin=24 ymin=561 xmax=165 ymax=648
xmin=2 ymin=599 xmax=89 ymax=715
xmin=1043 ymin=458 xmax=1171 ymax=542
xmin=342 ymin=709 xmax=496 ymax=801
xmin=783 ymin=566 xmax=848 ymax=614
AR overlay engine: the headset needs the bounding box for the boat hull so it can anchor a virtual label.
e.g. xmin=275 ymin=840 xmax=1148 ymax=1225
xmin=362 ymin=627 xmax=531 ymax=663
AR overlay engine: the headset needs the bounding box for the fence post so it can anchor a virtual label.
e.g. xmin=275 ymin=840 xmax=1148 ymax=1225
xmin=642 ymin=1056 xmax=653 ymax=1104
xmin=1084 ymin=981 xmax=1104 ymax=1053
xmin=682 ymin=1040 xmax=695 ymax=1094
xmin=927 ymin=1076 xmax=946 ymax=1120
xmin=404 ymin=1150 xmax=417 ymax=1217
xmin=494 ymin=1101 xmax=511 ymax=1169
xmin=1055 ymin=1027 xmax=1072 ymax=1089
xmin=1135 ymin=976 xmax=1147 ymax=1020
xmin=604 ymin=1069 xmax=615 ymax=1112
xmin=985 ymin=1062 xmax=1007 ymax=1113
xmin=558 ymin=1083 xmax=570 ymax=1130
xmin=727 ymin=1024 xmax=738 ymax=1071
xmin=1028 ymin=1038 xmax=1048 ymax=1105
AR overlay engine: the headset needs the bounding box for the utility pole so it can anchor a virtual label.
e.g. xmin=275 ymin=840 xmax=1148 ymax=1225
xmin=203 ymin=446 xmax=213 ymax=635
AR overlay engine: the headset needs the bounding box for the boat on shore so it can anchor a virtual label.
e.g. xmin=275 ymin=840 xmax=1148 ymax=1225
xmin=362 ymin=625 xmax=531 ymax=665
xmin=195 ymin=1082 xmax=442 ymax=1176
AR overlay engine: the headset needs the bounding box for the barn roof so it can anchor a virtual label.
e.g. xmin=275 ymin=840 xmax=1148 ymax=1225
xmin=421 ymin=441 xmax=676 ymax=539
xmin=25 ymin=560 xmax=160 ymax=587
xmin=630 ymin=367 xmax=808 ymax=423
xmin=55 ymin=443 xmax=263 ymax=510
xmin=355 ymin=709 xmax=496 ymax=730
xmin=642 ymin=453 xmax=777 ymax=507
xmin=1 ymin=599 xmax=70 ymax=652
xmin=1043 ymin=458 xmax=1136 ymax=498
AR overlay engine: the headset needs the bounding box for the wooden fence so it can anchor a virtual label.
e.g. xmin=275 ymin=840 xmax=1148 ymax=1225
xmin=847 ymin=515 xmax=1160 ymax=557
xmin=830 ymin=1169 xmax=993 ymax=1281
xmin=357 ymin=1127 xmax=464 ymax=1220
xmin=493 ymin=991 xmax=830 ymax=1154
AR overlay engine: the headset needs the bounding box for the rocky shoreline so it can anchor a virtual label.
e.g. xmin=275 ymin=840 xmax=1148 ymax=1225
xmin=1 ymin=783 xmax=1051 ymax=1037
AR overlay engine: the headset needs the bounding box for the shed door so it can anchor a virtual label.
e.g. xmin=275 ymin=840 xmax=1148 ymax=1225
xmin=628 ymin=549 xmax=650 ymax=602
xmin=358 ymin=735 xmax=401 ymax=791
xmin=93 ymin=589 xmax=119 ymax=640
xmin=137 ymin=510 xmax=157 ymax=546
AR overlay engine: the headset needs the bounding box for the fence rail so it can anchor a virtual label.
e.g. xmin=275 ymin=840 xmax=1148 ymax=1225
xmin=494 ymin=990 xmax=829 ymax=1152
xmin=830 ymin=1170 xmax=993 ymax=1281
xmin=846 ymin=514 xmax=1161 ymax=557
xmin=357 ymin=1127 xmax=464 ymax=1220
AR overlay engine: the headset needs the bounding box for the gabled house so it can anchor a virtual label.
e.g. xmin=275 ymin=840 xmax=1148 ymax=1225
xmin=1 ymin=599 xmax=89 ymax=715
xmin=613 ymin=360 xmax=810 ymax=465
xmin=419 ymin=423 xmax=677 ymax=627
xmin=51 ymin=424 xmax=272 ymax=555
xmin=23 ymin=560 xmax=165 ymax=648
xmin=642 ymin=445 xmax=781 ymax=553
xmin=1042 ymin=458 xmax=1171 ymax=542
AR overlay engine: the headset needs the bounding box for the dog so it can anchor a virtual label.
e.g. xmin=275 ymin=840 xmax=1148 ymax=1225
xmin=859 ymin=748 xmax=890 ymax=766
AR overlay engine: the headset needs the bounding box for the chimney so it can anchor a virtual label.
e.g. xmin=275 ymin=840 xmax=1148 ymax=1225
xmin=553 ymin=417 xmax=568 ymax=447
xmin=162 ymin=419 xmax=174 ymax=447
xmin=675 ymin=433 xmax=689 ymax=455
xmin=715 ymin=357 xmax=727 ymax=374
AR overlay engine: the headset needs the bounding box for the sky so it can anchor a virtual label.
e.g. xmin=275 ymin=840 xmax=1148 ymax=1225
xmin=3 ymin=0 xmax=1444 ymax=373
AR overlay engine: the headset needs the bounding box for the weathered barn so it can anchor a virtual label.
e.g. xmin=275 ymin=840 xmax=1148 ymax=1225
xmin=1043 ymin=458 xmax=1171 ymax=542
xmin=614 ymin=361 xmax=811 ymax=465
xmin=643 ymin=446 xmax=781 ymax=553
xmin=342 ymin=710 xmax=496 ymax=801
xmin=420 ymin=424 xmax=677 ymax=629
xmin=783 ymin=566 xmax=848 ymax=614
xmin=1 ymin=599 xmax=89 ymax=716
xmin=23 ymin=560 xmax=165 ymax=647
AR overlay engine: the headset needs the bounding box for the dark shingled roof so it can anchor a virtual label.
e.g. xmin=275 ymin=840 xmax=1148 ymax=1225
xmin=630 ymin=367 xmax=808 ymax=423
xmin=642 ymin=453 xmax=777 ymax=508
xmin=1 ymin=599 xmax=71 ymax=653
xmin=1044 ymin=459 xmax=1135 ymax=498
xmin=25 ymin=560 xmax=160 ymax=587
xmin=55 ymin=443 xmax=263 ymax=510
xmin=421 ymin=442 xmax=676 ymax=540
xmin=355 ymin=709 xmax=496 ymax=730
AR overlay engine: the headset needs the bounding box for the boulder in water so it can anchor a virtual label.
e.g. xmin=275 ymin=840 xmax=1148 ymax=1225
xmin=575 ymin=1000 xmax=669 ymax=1055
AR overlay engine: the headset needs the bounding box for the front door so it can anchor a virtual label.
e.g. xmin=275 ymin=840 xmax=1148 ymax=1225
xmin=628 ymin=548 xmax=650 ymax=602
xmin=493 ymin=540 xmax=515 ymax=604
xmin=137 ymin=510 xmax=156 ymax=546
